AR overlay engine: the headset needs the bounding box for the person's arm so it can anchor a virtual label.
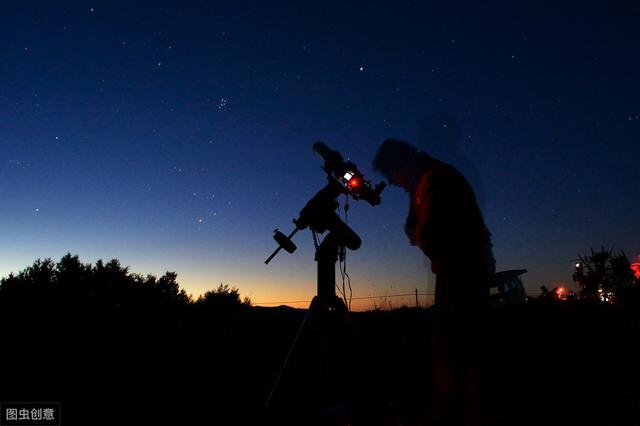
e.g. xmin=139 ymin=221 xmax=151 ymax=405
xmin=405 ymin=202 xmax=419 ymax=246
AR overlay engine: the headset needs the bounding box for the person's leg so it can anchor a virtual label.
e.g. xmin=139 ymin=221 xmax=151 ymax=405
xmin=461 ymin=276 xmax=491 ymax=426
xmin=430 ymin=274 xmax=458 ymax=425
xmin=430 ymin=273 xmax=490 ymax=426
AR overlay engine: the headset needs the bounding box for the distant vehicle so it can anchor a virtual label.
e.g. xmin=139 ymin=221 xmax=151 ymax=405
xmin=489 ymin=269 xmax=528 ymax=306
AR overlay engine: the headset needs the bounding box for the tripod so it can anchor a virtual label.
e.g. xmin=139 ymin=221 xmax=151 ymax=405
xmin=264 ymin=187 xmax=386 ymax=423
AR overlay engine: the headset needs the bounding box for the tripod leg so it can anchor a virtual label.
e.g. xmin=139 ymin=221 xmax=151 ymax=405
xmin=265 ymin=308 xmax=312 ymax=408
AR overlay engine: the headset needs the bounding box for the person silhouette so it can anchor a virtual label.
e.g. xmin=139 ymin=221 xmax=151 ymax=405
xmin=373 ymin=138 xmax=495 ymax=426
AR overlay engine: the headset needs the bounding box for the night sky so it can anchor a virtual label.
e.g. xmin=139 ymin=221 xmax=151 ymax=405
xmin=1 ymin=1 xmax=638 ymax=309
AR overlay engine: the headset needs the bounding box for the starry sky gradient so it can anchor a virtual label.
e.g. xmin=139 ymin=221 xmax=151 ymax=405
xmin=1 ymin=1 xmax=639 ymax=309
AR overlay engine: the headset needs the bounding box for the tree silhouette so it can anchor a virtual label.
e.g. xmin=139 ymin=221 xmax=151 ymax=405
xmin=573 ymin=247 xmax=634 ymax=302
xmin=0 ymin=253 xmax=201 ymax=316
xmin=195 ymin=283 xmax=251 ymax=317
xmin=0 ymin=254 xmax=264 ymax=320
xmin=155 ymin=271 xmax=191 ymax=304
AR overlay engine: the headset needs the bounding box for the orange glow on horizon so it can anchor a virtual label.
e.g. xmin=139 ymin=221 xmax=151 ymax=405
xmin=178 ymin=270 xmax=433 ymax=312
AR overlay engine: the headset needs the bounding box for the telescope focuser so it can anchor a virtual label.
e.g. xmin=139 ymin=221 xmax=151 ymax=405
xmin=313 ymin=142 xmax=386 ymax=206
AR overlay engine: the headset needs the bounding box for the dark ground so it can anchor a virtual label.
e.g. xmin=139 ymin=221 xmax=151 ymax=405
xmin=1 ymin=299 xmax=639 ymax=425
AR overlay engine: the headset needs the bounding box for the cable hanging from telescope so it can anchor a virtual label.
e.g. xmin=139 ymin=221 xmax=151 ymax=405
xmin=345 ymin=195 xmax=352 ymax=310
xmin=338 ymin=197 xmax=347 ymax=308
xmin=340 ymin=251 xmax=352 ymax=310
xmin=338 ymin=194 xmax=353 ymax=310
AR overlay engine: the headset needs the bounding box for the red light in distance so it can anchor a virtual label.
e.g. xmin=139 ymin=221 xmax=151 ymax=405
xmin=632 ymin=262 xmax=640 ymax=279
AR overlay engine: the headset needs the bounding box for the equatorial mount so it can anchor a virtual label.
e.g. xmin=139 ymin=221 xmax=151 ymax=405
xmin=264 ymin=141 xmax=385 ymax=267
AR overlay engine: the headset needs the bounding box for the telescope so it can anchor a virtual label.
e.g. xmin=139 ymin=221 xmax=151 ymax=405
xmin=264 ymin=142 xmax=387 ymax=415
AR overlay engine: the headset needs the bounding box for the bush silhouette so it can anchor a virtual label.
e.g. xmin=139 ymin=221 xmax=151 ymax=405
xmin=194 ymin=283 xmax=252 ymax=319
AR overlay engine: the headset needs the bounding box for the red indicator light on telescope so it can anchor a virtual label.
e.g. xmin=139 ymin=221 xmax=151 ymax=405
xmin=348 ymin=177 xmax=360 ymax=188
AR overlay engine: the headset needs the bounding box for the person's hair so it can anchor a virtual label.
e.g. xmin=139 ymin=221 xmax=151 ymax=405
xmin=372 ymin=138 xmax=418 ymax=179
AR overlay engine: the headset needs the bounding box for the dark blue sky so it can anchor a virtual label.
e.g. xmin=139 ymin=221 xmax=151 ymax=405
xmin=1 ymin=1 xmax=638 ymax=308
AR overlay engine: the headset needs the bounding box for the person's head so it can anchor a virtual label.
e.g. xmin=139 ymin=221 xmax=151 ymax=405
xmin=373 ymin=139 xmax=427 ymax=191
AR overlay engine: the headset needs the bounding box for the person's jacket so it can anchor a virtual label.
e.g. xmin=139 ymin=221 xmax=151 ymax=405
xmin=404 ymin=155 xmax=495 ymax=277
